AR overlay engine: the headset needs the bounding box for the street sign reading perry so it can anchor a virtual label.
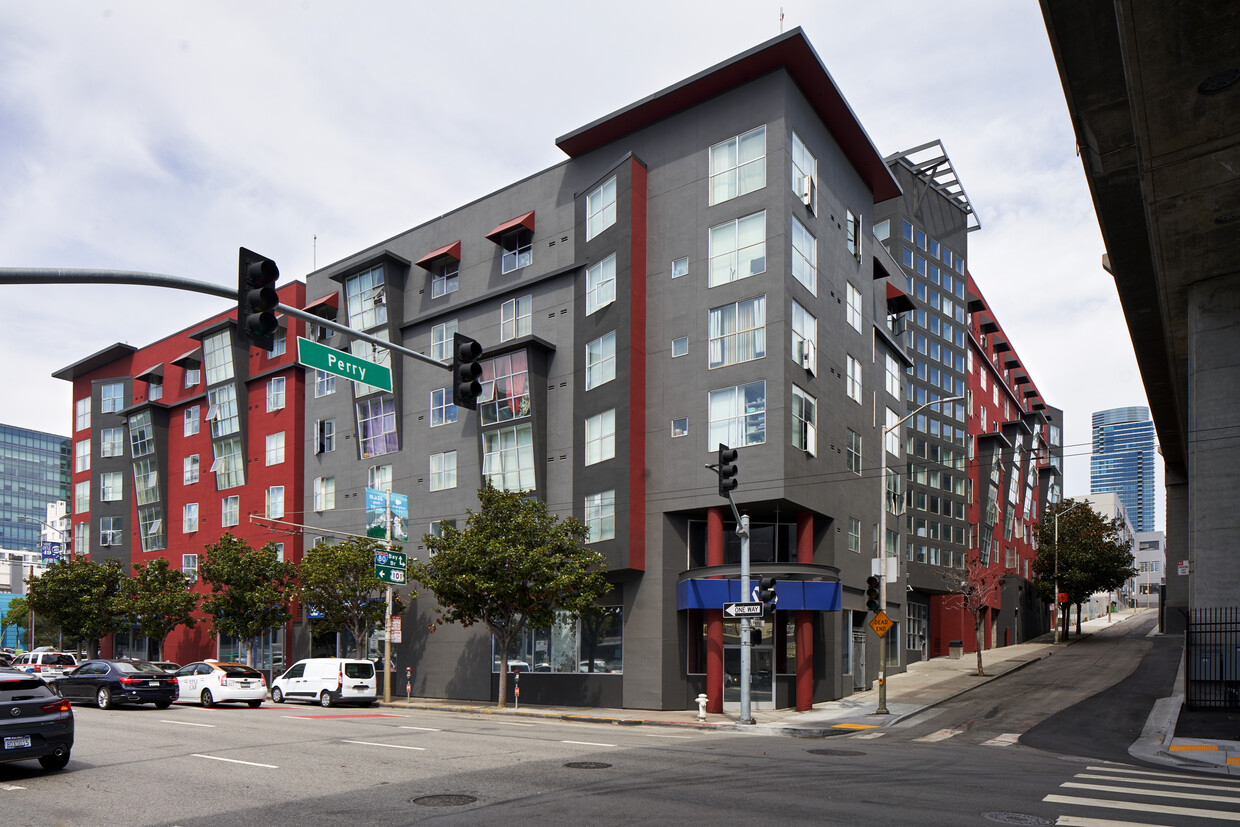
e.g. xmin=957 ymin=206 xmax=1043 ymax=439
xmin=297 ymin=336 xmax=392 ymax=392
xmin=724 ymin=602 xmax=763 ymax=618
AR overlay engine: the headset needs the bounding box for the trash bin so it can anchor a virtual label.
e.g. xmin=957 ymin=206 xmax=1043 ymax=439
xmin=948 ymin=640 xmax=963 ymax=659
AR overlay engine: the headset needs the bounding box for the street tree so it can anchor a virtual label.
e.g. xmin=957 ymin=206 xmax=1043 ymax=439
xmin=298 ymin=537 xmax=406 ymax=659
xmin=1033 ymin=499 xmax=1136 ymax=637
xmin=199 ymin=533 xmax=297 ymax=667
xmin=24 ymin=557 xmax=127 ymax=656
xmin=938 ymin=557 xmax=1005 ymax=676
xmin=117 ymin=558 xmax=200 ymax=661
xmin=411 ymin=483 xmax=613 ymax=707
xmin=2 ymin=597 xmax=28 ymax=649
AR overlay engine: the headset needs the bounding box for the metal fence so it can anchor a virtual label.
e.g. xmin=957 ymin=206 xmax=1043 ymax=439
xmin=1185 ymin=607 xmax=1240 ymax=708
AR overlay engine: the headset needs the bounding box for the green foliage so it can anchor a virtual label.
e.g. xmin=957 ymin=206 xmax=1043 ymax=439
xmin=200 ymin=533 xmax=297 ymax=664
xmin=298 ymin=537 xmax=407 ymax=659
xmin=1033 ymin=498 xmax=1136 ymax=635
xmin=411 ymin=483 xmax=612 ymax=706
xmin=117 ymin=558 xmax=200 ymax=656
xmin=2 ymin=598 xmax=28 ymax=641
xmin=24 ymin=557 xmax=127 ymax=654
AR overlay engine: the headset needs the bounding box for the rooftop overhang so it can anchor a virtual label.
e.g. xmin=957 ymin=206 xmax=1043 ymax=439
xmin=52 ymin=342 xmax=136 ymax=381
xmin=1040 ymin=0 xmax=1240 ymax=479
xmin=555 ymin=28 xmax=901 ymax=203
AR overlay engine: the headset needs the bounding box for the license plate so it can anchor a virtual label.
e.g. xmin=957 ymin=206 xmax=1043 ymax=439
xmin=239 ymin=682 xmax=250 ymax=687
xmin=149 ymin=681 xmax=160 ymax=686
xmin=4 ymin=736 xmax=31 ymax=749
xmin=352 ymin=686 xmax=367 ymax=692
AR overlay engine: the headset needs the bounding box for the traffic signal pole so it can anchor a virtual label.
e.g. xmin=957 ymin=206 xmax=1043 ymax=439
xmin=709 ymin=444 xmax=755 ymax=725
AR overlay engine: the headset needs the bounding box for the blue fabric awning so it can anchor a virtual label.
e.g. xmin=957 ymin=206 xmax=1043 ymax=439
xmin=676 ymin=579 xmax=841 ymax=612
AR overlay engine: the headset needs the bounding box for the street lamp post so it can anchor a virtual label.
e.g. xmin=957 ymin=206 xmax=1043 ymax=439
xmin=1052 ymin=499 xmax=1085 ymax=645
xmin=875 ymin=395 xmax=962 ymax=715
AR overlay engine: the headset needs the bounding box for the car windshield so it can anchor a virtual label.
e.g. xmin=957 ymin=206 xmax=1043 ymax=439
xmin=220 ymin=665 xmax=262 ymax=678
xmin=118 ymin=662 xmax=167 ymax=674
xmin=0 ymin=678 xmax=55 ymax=701
xmin=50 ymin=655 xmax=76 ymax=666
xmin=343 ymin=663 xmax=374 ymax=679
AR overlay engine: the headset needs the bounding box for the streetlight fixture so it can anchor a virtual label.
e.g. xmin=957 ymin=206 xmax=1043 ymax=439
xmin=1052 ymin=499 xmax=1086 ymax=645
xmin=875 ymin=394 xmax=963 ymax=715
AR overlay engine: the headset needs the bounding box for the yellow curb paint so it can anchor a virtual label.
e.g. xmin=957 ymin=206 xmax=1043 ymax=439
xmin=832 ymin=723 xmax=880 ymax=730
xmin=1227 ymin=757 xmax=1240 ymax=766
xmin=1169 ymin=744 xmax=1218 ymax=751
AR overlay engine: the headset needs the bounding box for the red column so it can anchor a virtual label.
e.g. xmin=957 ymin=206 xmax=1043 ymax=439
xmin=706 ymin=506 xmax=725 ymax=713
xmin=796 ymin=511 xmax=813 ymax=711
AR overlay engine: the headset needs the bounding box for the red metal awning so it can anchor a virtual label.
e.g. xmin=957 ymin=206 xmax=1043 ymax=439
xmin=304 ymin=292 xmax=340 ymax=319
xmin=485 ymin=211 xmax=535 ymax=244
xmin=886 ymin=282 xmax=916 ymax=314
xmin=414 ymin=240 xmax=462 ymax=271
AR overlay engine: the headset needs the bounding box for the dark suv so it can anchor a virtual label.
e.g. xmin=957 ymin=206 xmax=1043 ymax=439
xmin=0 ymin=667 xmax=74 ymax=771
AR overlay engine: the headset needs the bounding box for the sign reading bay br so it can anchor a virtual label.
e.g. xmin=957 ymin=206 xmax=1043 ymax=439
xmin=298 ymin=336 xmax=392 ymax=393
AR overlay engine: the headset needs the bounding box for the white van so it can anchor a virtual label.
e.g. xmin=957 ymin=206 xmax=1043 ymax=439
xmin=270 ymin=658 xmax=377 ymax=707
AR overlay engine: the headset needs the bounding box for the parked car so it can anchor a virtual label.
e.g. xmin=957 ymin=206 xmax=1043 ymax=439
xmin=56 ymin=660 xmax=178 ymax=709
xmin=174 ymin=661 xmax=266 ymax=707
xmin=0 ymin=666 xmax=73 ymax=771
xmin=12 ymin=652 xmax=77 ymax=679
xmin=150 ymin=662 xmax=180 ymax=674
xmin=270 ymin=658 xmax=377 ymax=707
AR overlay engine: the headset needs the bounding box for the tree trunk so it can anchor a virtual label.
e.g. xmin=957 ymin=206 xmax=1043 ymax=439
xmin=974 ymin=613 xmax=986 ymax=677
xmin=1074 ymin=602 xmax=1083 ymax=635
xmin=497 ymin=651 xmax=509 ymax=708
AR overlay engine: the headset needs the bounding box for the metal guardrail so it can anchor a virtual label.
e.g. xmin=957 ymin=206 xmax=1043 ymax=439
xmin=1185 ymin=607 xmax=1240 ymax=708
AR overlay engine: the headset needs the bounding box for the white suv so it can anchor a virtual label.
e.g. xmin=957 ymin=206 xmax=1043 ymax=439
xmin=12 ymin=652 xmax=78 ymax=679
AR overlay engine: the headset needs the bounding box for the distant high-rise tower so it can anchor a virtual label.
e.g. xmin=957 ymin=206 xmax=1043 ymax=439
xmin=1091 ymin=407 xmax=1156 ymax=532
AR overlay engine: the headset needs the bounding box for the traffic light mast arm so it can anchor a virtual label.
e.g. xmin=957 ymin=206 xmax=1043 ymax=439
xmin=703 ymin=463 xmax=747 ymax=536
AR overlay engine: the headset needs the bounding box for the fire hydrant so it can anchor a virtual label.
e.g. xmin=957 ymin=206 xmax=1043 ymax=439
xmin=696 ymin=693 xmax=708 ymax=721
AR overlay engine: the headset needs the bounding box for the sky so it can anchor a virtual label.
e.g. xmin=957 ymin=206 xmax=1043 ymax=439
xmin=0 ymin=1 xmax=1163 ymax=527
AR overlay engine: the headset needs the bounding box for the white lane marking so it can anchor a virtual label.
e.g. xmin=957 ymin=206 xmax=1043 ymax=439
xmin=1056 ymin=817 xmax=1178 ymax=826
xmin=1044 ymin=794 xmax=1240 ymax=822
xmin=161 ymin=720 xmax=215 ymax=728
xmin=634 ymin=733 xmax=692 ymax=739
xmin=562 ymin=740 xmax=616 ymax=747
xmin=1077 ymin=772 xmax=1240 ymax=793
xmin=914 ymin=728 xmax=963 ymax=742
xmin=1084 ymin=764 xmax=1240 ymax=785
xmin=981 ymin=733 xmax=1020 ymax=747
xmin=399 ymin=725 xmax=440 ymax=732
xmin=191 ymin=754 xmax=277 ymax=768
xmin=1061 ymin=781 xmax=1240 ymax=806
xmin=853 ymin=732 xmax=885 ymax=740
xmin=495 ymin=721 xmax=534 ymax=727
xmin=0 ymin=784 xmax=26 ymax=791
xmin=341 ymin=740 xmax=426 ymax=751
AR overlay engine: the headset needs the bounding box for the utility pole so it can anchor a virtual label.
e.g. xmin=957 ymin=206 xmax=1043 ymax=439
xmin=383 ymin=491 xmax=394 ymax=705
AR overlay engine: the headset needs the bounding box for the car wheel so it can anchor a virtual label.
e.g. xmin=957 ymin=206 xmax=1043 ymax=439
xmin=155 ymin=700 xmax=172 ymax=709
xmin=96 ymin=687 xmax=112 ymax=710
xmin=319 ymin=690 xmax=334 ymax=708
xmin=38 ymin=751 xmax=70 ymax=771
xmin=360 ymin=701 xmax=375 ymax=708
xmin=271 ymin=687 xmax=284 ymax=703
xmin=247 ymin=700 xmax=262 ymax=708
xmin=201 ymin=689 xmax=215 ymax=708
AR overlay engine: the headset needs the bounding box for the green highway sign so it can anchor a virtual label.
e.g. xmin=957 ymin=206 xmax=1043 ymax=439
xmin=376 ymin=565 xmax=406 ymax=585
xmin=297 ymin=336 xmax=392 ymax=392
xmin=375 ymin=550 xmax=407 ymax=569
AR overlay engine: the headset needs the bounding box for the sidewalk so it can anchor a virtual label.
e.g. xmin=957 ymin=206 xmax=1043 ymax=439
xmin=378 ymin=610 xmax=1237 ymax=774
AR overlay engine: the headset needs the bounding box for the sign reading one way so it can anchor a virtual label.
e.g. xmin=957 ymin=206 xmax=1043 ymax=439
xmin=298 ymin=336 xmax=393 ymax=392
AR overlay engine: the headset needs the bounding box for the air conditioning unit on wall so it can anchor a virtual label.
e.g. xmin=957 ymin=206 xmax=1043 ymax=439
xmin=799 ymin=175 xmax=815 ymax=211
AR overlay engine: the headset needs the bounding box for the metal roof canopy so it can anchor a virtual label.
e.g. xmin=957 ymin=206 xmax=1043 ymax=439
xmin=884 ymin=139 xmax=981 ymax=232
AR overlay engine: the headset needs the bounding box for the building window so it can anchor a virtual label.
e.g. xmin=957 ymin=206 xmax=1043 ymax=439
xmin=314 ymin=370 xmax=336 ymax=398
xmin=848 ymin=517 xmax=861 ymax=553
xmin=313 ymin=477 xmax=336 ymax=511
xmin=791 ymin=217 xmax=816 ymax=294
xmin=846 ymin=210 xmax=862 ymax=260
xmin=345 ymin=265 xmax=387 ymax=331
xmin=369 ymin=464 xmax=392 ymax=492
xmin=501 ymin=227 xmax=533 ymax=274
xmin=586 ymin=176 xmax=617 ymax=241
xmin=792 ymin=386 xmax=816 ymax=455
xmin=585 ymin=491 xmax=616 ymax=542
xmin=479 ymin=352 xmax=531 ymax=425
xmin=791 ymin=132 xmax=817 ymax=212
xmin=184 ymin=454 xmax=199 ymax=485
xmin=482 ymin=423 xmax=535 ymax=492
xmin=211 ymin=436 xmax=244 ymax=490
xmin=350 ymin=335 xmax=392 ymax=395
xmin=76 ymin=397 xmax=91 ymax=431
xmin=671 ymin=336 xmax=688 ymax=358
xmin=708 ymin=211 xmax=766 ymax=287
xmin=133 ymin=458 xmax=159 ymax=506
xmin=183 ymin=503 xmax=199 ymax=534
xmin=672 ymin=257 xmax=689 ymax=279
xmin=184 ymin=406 xmax=200 ymax=437
xmin=74 ymin=480 xmax=90 ymax=513
xmin=202 ymin=330 xmax=234 ymax=386
xmin=139 ymin=507 xmax=165 ymax=552
xmin=846 ymin=283 xmax=862 ymax=332
xmin=585 ymin=409 xmax=616 ymax=466
xmin=430 ymin=451 xmax=457 ymax=492
xmin=430 ymin=388 xmax=458 ymax=427
xmin=357 ymin=396 xmax=398 ymax=457
xmin=791 ymin=301 xmax=817 ymax=373
xmin=708 ymin=381 xmax=766 ymax=449
xmin=586 ymin=255 xmax=616 ymax=315
xmin=315 ymin=419 xmax=336 ymax=454
xmin=431 ymin=258 xmax=458 ymax=299
xmin=207 ymin=384 xmax=240 ymax=437
xmin=846 ymin=356 xmax=862 ymax=403
xmin=222 ymin=496 xmax=239 ymax=527
xmin=430 ymin=320 xmax=458 ymax=362
xmin=847 ymin=429 xmax=862 ymax=475
xmin=266 ymin=486 xmax=285 ymax=519
xmin=585 ymin=332 xmax=616 ymax=390
xmin=184 ymin=365 xmax=201 ymax=388
xmin=267 ymin=334 xmax=286 ymax=358
xmin=75 ymin=439 xmax=90 ymax=472
xmin=99 ymin=516 xmax=123 ymax=547
xmin=100 ymin=427 xmax=124 ymax=458
xmin=148 ymin=381 xmax=163 ymax=401
xmin=182 ymin=553 xmax=198 ymax=582
xmin=100 ymin=472 xmax=123 ymax=502
xmin=708 ymin=125 xmax=765 ymax=205
xmin=267 ymin=377 xmax=286 ymax=412
xmin=264 ymin=432 xmax=284 ymax=467
xmin=129 ymin=410 xmax=154 ymax=458
xmin=708 ymin=296 xmax=765 ymax=369
xmin=885 ymin=354 xmax=900 ymax=399
xmin=671 ymin=417 xmax=688 ymax=437
xmin=501 ymin=294 xmax=533 ymax=340
xmin=885 ymin=407 xmax=901 ymax=457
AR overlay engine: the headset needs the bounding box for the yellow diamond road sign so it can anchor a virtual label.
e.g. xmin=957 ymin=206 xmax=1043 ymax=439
xmin=869 ymin=611 xmax=893 ymax=637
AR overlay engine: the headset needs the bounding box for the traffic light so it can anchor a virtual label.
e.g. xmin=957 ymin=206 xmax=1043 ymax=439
xmin=865 ymin=576 xmax=881 ymax=613
xmin=237 ymin=247 xmax=280 ymax=351
xmin=758 ymin=576 xmax=778 ymax=614
xmin=451 ymin=332 xmax=484 ymax=409
xmin=717 ymin=444 xmax=739 ymax=497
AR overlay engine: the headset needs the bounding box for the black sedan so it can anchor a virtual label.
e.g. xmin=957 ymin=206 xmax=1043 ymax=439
xmin=56 ymin=660 xmax=178 ymax=709
xmin=0 ymin=667 xmax=73 ymax=771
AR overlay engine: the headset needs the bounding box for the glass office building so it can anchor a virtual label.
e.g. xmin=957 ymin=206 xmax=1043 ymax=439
xmin=1090 ymin=406 xmax=1156 ymax=532
xmin=0 ymin=424 xmax=71 ymax=554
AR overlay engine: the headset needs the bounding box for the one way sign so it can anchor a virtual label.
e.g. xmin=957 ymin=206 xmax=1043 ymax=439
xmin=724 ymin=602 xmax=763 ymax=618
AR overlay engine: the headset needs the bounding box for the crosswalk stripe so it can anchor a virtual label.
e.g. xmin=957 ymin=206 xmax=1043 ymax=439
xmin=1076 ymin=772 xmax=1240 ymax=793
xmin=852 ymin=732 xmax=885 ymax=740
xmin=914 ymin=728 xmax=963 ymax=742
xmin=1056 ymin=816 xmax=1178 ymax=827
xmin=1062 ymin=781 xmax=1240 ymax=805
xmin=981 ymin=733 xmax=1020 ymax=747
xmin=1044 ymin=793 xmax=1240 ymax=822
xmin=1082 ymin=764 xmax=1240 ymax=784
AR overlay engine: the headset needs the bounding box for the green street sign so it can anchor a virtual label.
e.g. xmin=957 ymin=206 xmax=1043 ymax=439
xmin=375 ymin=550 xmax=407 ymax=569
xmin=376 ymin=565 xmax=407 ymax=585
xmin=297 ymin=336 xmax=392 ymax=392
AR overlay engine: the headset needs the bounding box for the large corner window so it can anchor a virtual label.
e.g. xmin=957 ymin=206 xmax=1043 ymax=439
xmin=708 ymin=211 xmax=766 ymax=287
xmin=586 ymin=255 xmax=616 ymax=315
xmin=357 ymin=396 xmax=398 ymax=458
xmin=708 ymin=296 xmax=766 ymax=369
xmin=586 ymin=176 xmax=617 ymax=241
xmin=496 ymin=607 xmax=622 ymax=675
xmin=708 ymin=381 xmax=766 ymax=449
xmin=479 ymin=352 xmax=530 ymax=426
xmin=345 ymin=265 xmax=387 ymax=332
xmin=202 ymin=330 xmax=234 ymax=386
xmin=482 ymin=423 xmax=535 ymax=492
xmin=709 ymin=125 xmax=766 ymax=205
